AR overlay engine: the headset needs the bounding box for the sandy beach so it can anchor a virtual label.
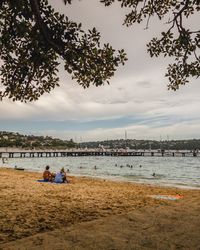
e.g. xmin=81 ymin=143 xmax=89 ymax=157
xmin=0 ymin=167 xmax=200 ymax=249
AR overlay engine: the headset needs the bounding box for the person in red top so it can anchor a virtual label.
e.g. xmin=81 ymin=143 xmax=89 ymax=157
xmin=43 ymin=165 xmax=54 ymax=181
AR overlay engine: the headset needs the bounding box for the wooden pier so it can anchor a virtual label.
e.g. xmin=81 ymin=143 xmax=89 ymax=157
xmin=0 ymin=149 xmax=199 ymax=158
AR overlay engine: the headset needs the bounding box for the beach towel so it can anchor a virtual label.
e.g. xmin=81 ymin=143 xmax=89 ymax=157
xmin=37 ymin=180 xmax=67 ymax=184
xmin=37 ymin=180 xmax=49 ymax=183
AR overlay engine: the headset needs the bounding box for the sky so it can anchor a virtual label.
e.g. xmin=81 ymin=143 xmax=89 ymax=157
xmin=0 ymin=0 xmax=200 ymax=142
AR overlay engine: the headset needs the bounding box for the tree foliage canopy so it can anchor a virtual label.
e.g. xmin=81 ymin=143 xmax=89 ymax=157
xmin=101 ymin=0 xmax=200 ymax=90
xmin=0 ymin=0 xmax=127 ymax=101
xmin=0 ymin=0 xmax=199 ymax=102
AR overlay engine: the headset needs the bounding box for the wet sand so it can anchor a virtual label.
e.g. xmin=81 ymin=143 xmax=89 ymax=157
xmin=0 ymin=167 xmax=200 ymax=249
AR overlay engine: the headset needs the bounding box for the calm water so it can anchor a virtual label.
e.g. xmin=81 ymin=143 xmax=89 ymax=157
xmin=2 ymin=156 xmax=200 ymax=189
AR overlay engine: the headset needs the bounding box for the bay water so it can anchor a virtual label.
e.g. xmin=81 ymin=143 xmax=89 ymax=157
xmin=2 ymin=156 xmax=200 ymax=189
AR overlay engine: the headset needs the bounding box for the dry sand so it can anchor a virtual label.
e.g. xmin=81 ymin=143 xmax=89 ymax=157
xmin=0 ymin=167 xmax=200 ymax=249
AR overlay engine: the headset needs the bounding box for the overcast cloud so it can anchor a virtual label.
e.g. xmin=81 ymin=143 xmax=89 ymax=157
xmin=0 ymin=0 xmax=200 ymax=142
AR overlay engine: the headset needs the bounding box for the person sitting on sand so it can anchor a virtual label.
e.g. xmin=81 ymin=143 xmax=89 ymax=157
xmin=43 ymin=165 xmax=54 ymax=182
xmin=54 ymin=167 xmax=68 ymax=183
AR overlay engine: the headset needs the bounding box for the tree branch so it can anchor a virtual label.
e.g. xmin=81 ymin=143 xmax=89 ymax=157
xmin=29 ymin=0 xmax=65 ymax=56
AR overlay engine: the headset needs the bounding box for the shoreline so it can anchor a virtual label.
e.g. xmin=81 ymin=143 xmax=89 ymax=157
xmin=0 ymin=167 xmax=200 ymax=249
xmin=70 ymin=173 xmax=200 ymax=191
xmin=2 ymin=164 xmax=200 ymax=191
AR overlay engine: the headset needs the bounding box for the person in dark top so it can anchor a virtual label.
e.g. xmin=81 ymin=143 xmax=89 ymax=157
xmin=43 ymin=165 xmax=54 ymax=181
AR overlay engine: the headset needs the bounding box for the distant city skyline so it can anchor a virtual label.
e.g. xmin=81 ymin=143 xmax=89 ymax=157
xmin=0 ymin=1 xmax=200 ymax=142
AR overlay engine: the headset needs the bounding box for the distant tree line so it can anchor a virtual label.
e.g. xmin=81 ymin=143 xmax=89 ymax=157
xmin=0 ymin=131 xmax=76 ymax=149
xmin=80 ymin=139 xmax=200 ymax=151
xmin=1 ymin=131 xmax=200 ymax=150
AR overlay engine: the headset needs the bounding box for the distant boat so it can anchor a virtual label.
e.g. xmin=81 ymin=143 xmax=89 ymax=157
xmin=14 ymin=166 xmax=25 ymax=171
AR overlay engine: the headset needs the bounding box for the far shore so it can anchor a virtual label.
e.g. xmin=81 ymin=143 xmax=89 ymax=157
xmin=0 ymin=167 xmax=200 ymax=249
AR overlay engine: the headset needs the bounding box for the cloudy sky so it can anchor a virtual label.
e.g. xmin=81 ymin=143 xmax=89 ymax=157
xmin=0 ymin=0 xmax=200 ymax=142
